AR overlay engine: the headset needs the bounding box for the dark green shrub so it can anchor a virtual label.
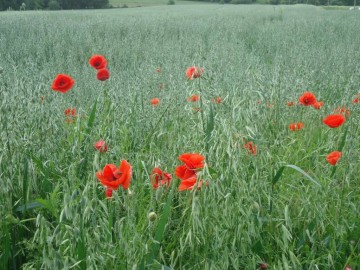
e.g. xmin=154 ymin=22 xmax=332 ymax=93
xmin=48 ymin=0 xmax=60 ymax=10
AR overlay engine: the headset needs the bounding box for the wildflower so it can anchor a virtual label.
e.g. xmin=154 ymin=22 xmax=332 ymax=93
xmin=156 ymin=67 xmax=161 ymax=73
xmin=286 ymin=101 xmax=296 ymax=107
xmin=326 ymin=151 xmax=342 ymax=165
xmin=353 ymin=97 xmax=359 ymax=104
xmin=186 ymin=66 xmax=204 ymax=80
xmin=175 ymin=153 xmax=206 ymax=191
xmin=187 ymin=95 xmax=200 ymax=102
xmin=178 ymin=175 xmax=205 ymax=191
xmin=97 ymin=68 xmax=110 ymax=81
xmin=105 ymin=187 xmax=113 ymax=198
xmin=299 ymin=91 xmax=317 ymax=106
xmin=243 ymin=141 xmax=257 ymax=155
xmin=150 ymin=167 xmax=172 ymax=189
xmin=89 ymin=55 xmax=107 ymax=70
xmin=93 ymin=140 xmax=108 ymax=153
xmin=150 ymin=98 xmax=160 ymax=106
xmin=288 ymin=122 xmax=304 ymax=131
xmin=64 ymin=108 xmax=76 ymax=117
xmin=175 ymin=164 xmax=197 ymax=181
xmin=178 ymin=153 xmax=205 ymax=170
xmin=51 ymin=74 xmax=74 ymax=93
xmin=212 ymin=97 xmax=222 ymax=104
xmin=259 ymin=263 xmax=269 ymax=269
xmin=323 ymin=114 xmax=345 ymax=128
xmin=96 ymin=160 xmax=132 ymax=190
xmin=334 ymin=106 xmax=350 ymax=117
xmin=313 ymin=101 xmax=323 ymax=110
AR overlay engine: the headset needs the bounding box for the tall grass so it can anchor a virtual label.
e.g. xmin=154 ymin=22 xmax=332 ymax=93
xmin=0 ymin=4 xmax=360 ymax=269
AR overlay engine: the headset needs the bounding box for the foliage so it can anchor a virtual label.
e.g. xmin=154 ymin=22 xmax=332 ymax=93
xmin=1 ymin=4 xmax=360 ymax=270
xmin=0 ymin=0 xmax=109 ymax=10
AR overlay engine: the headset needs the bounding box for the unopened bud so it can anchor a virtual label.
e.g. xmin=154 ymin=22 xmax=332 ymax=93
xmin=148 ymin=212 xmax=157 ymax=222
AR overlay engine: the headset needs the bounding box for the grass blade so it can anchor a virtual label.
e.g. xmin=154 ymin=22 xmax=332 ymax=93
xmin=285 ymin=164 xmax=321 ymax=187
xmin=272 ymin=165 xmax=321 ymax=187
xmin=146 ymin=189 xmax=173 ymax=266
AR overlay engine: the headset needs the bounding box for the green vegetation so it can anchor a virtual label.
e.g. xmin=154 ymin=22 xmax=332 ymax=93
xmin=0 ymin=0 xmax=109 ymax=11
xmin=109 ymin=0 xmax=208 ymax=7
xmin=1 ymin=4 xmax=360 ymax=269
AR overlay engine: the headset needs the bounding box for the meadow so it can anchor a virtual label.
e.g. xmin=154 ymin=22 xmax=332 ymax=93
xmin=0 ymin=4 xmax=360 ymax=269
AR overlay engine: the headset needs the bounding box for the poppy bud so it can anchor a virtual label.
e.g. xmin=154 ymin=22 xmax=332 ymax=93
xmin=148 ymin=212 xmax=157 ymax=222
xmin=259 ymin=263 xmax=268 ymax=269
xmin=94 ymin=140 xmax=108 ymax=153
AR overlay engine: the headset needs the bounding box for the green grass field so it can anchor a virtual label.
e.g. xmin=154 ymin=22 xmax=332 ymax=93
xmin=1 ymin=4 xmax=360 ymax=270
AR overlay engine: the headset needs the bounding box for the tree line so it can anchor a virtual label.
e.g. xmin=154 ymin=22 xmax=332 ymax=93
xmin=0 ymin=0 xmax=357 ymax=11
xmin=0 ymin=0 xmax=109 ymax=10
xmin=186 ymin=0 xmax=355 ymax=5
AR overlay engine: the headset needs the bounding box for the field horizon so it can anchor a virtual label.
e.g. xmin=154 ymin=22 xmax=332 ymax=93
xmin=1 ymin=4 xmax=360 ymax=269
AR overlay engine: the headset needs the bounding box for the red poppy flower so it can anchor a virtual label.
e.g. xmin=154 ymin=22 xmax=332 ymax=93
xmin=97 ymin=69 xmax=110 ymax=81
xmin=51 ymin=74 xmax=75 ymax=93
xmin=289 ymin=122 xmax=304 ymax=131
xmin=105 ymin=187 xmax=113 ymax=198
xmin=286 ymin=101 xmax=296 ymax=107
xmin=299 ymin=91 xmax=317 ymax=106
xmin=186 ymin=66 xmax=204 ymax=80
xmin=89 ymin=55 xmax=107 ymax=70
xmin=243 ymin=141 xmax=257 ymax=155
xmin=178 ymin=175 xmax=200 ymax=191
xmin=150 ymin=98 xmax=160 ymax=106
xmin=94 ymin=140 xmax=108 ymax=153
xmin=187 ymin=95 xmax=200 ymax=102
xmin=313 ymin=101 xmax=323 ymax=110
xmin=175 ymin=164 xmax=197 ymax=181
xmin=323 ymin=114 xmax=345 ymax=128
xmin=64 ymin=108 xmax=76 ymax=117
xmin=150 ymin=167 xmax=172 ymax=189
xmin=212 ymin=97 xmax=222 ymax=104
xmin=326 ymin=151 xmax=342 ymax=165
xmin=334 ymin=106 xmax=350 ymax=117
xmin=353 ymin=97 xmax=359 ymax=104
xmin=96 ymin=160 xmax=132 ymax=190
xmin=259 ymin=263 xmax=269 ymax=269
xmin=178 ymin=153 xmax=205 ymax=170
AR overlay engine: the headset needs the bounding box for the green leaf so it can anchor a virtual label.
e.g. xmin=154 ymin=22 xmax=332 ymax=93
xmin=146 ymin=189 xmax=173 ymax=266
xmin=285 ymin=164 xmax=321 ymax=187
xmin=272 ymin=164 xmax=321 ymax=187
xmin=272 ymin=166 xmax=285 ymax=186
xmin=16 ymin=201 xmax=44 ymax=212
xmin=86 ymin=99 xmax=97 ymax=135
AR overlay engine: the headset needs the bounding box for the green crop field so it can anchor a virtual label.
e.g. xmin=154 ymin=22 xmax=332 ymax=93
xmin=1 ymin=4 xmax=360 ymax=270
